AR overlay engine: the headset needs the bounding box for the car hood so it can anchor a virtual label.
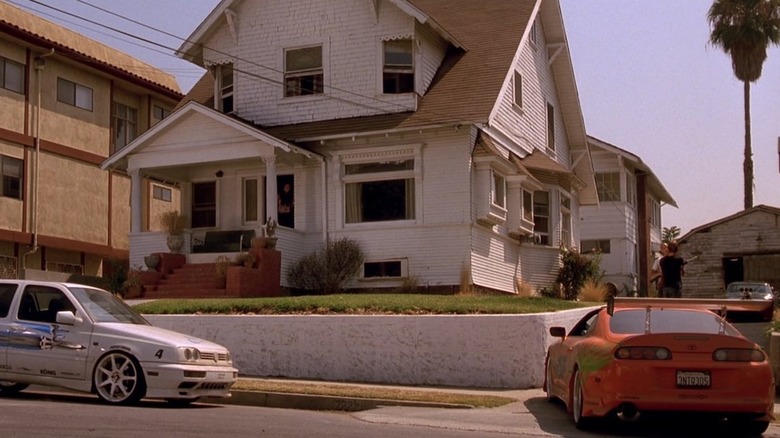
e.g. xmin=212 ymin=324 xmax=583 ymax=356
xmin=96 ymin=323 xmax=228 ymax=351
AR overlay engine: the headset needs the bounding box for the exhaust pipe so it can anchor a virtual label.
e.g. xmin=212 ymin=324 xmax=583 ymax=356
xmin=616 ymin=403 xmax=640 ymax=422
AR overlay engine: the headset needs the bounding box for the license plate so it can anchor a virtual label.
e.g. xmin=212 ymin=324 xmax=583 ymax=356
xmin=676 ymin=371 xmax=711 ymax=388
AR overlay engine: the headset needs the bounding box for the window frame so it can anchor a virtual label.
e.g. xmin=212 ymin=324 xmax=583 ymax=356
xmin=57 ymin=77 xmax=93 ymax=111
xmin=546 ymin=102 xmax=555 ymax=151
xmin=491 ymin=169 xmax=506 ymax=209
xmin=153 ymin=105 xmax=171 ymax=121
xmin=533 ymin=190 xmax=550 ymax=246
xmin=595 ymin=172 xmax=621 ymax=202
xmin=1 ymin=154 xmax=23 ymax=200
xmin=0 ymin=56 xmax=24 ymax=94
xmin=216 ymin=63 xmax=234 ymax=113
xmin=191 ymin=181 xmax=217 ymax=229
xmin=560 ymin=193 xmax=572 ymax=248
xmin=284 ymin=45 xmax=324 ymax=98
xmin=581 ymin=239 xmax=611 ymax=254
xmin=382 ymin=39 xmax=414 ymax=94
xmin=152 ymin=184 xmax=172 ymax=203
xmin=513 ymin=70 xmax=523 ymax=109
xmin=112 ymin=101 xmax=138 ymax=153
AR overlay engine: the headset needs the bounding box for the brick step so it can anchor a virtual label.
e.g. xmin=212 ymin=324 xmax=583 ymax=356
xmin=154 ymin=282 xmax=220 ymax=292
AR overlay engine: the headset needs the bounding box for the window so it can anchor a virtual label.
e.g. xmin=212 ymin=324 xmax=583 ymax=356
xmin=533 ymin=190 xmax=550 ymax=245
xmin=277 ymin=175 xmax=295 ymax=228
xmin=491 ymin=170 xmax=506 ymax=208
xmin=191 ymin=181 xmax=217 ymax=228
xmin=595 ymin=172 xmax=621 ymax=202
xmin=650 ymin=198 xmax=661 ymax=228
xmin=522 ymin=190 xmax=533 ymax=222
xmin=18 ymin=287 xmax=75 ymax=323
xmin=113 ymin=102 xmax=138 ymax=152
xmin=217 ymin=64 xmax=234 ymax=113
xmin=626 ymin=173 xmax=637 ymax=207
xmin=560 ymin=194 xmax=571 ymax=247
xmin=513 ymin=71 xmax=522 ymax=108
xmin=582 ymin=239 xmax=611 ymax=254
xmin=285 ymin=46 xmax=323 ymax=97
xmin=153 ymin=105 xmax=171 ymax=120
xmin=529 ymin=18 xmax=539 ymax=46
xmin=546 ymin=102 xmax=555 ymax=151
xmin=152 ymin=185 xmax=172 ymax=202
xmin=364 ymin=261 xmax=402 ymax=278
xmin=0 ymin=56 xmax=24 ymax=93
xmin=344 ymin=159 xmax=415 ymax=223
xmin=383 ymin=39 xmax=414 ymax=94
xmin=242 ymin=177 xmax=263 ymax=224
xmin=57 ymin=78 xmax=92 ymax=111
xmin=1 ymin=155 xmax=22 ymax=199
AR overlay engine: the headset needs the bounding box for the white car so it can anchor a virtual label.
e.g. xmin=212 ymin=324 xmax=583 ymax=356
xmin=0 ymin=280 xmax=238 ymax=405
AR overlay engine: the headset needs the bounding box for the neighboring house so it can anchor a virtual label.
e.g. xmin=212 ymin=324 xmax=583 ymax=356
xmin=580 ymin=136 xmax=677 ymax=295
xmin=679 ymin=205 xmax=780 ymax=297
xmin=0 ymin=1 xmax=181 ymax=279
xmin=102 ymin=0 xmax=598 ymax=294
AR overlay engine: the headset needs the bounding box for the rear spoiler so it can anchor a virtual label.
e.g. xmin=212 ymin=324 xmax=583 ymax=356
xmin=607 ymin=297 xmax=773 ymax=319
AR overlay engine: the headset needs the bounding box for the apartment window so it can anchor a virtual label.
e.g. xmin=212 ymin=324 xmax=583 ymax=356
xmin=513 ymin=71 xmax=523 ymax=108
xmin=627 ymin=173 xmax=637 ymax=207
xmin=217 ymin=64 xmax=234 ymax=113
xmin=191 ymin=181 xmax=216 ymax=228
xmin=153 ymin=105 xmax=171 ymax=120
xmin=242 ymin=177 xmax=260 ymax=223
xmin=1 ymin=155 xmax=23 ymax=199
xmin=113 ymin=102 xmax=138 ymax=152
xmin=0 ymin=57 xmax=24 ymax=93
xmin=595 ymin=172 xmax=621 ymax=202
xmin=533 ymin=190 xmax=550 ymax=245
xmin=560 ymin=194 xmax=571 ymax=248
xmin=546 ymin=102 xmax=555 ymax=151
xmin=491 ymin=170 xmax=506 ymax=208
xmin=57 ymin=78 xmax=92 ymax=111
xmin=344 ymin=159 xmax=415 ymax=223
xmin=581 ymin=239 xmax=611 ymax=254
xmin=364 ymin=261 xmax=402 ymax=278
xmin=522 ymin=190 xmax=533 ymax=222
xmin=285 ymin=46 xmax=323 ymax=97
xmin=152 ymin=185 xmax=172 ymax=202
xmin=383 ymin=39 xmax=414 ymax=94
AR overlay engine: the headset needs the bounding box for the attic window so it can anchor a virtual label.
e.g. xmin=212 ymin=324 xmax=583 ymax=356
xmin=285 ymin=46 xmax=323 ymax=97
xmin=383 ymin=39 xmax=414 ymax=94
xmin=216 ymin=64 xmax=234 ymax=114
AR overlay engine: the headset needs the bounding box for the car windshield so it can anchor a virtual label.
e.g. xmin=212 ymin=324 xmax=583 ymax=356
xmin=610 ymin=309 xmax=740 ymax=336
xmin=67 ymin=286 xmax=150 ymax=324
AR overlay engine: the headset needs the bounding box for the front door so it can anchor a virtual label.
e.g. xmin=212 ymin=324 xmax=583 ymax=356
xmin=7 ymin=285 xmax=91 ymax=380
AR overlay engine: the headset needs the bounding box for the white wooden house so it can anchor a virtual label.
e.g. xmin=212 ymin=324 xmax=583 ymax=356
xmin=580 ymin=136 xmax=676 ymax=295
xmin=102 ymin=0 xmax=598 ymax=294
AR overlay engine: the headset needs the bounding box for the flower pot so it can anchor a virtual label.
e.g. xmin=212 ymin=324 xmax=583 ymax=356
xmin=266 ymin=237 xmax=278 ymax=250
xmin=251 ymin=237 xmax=267 ymax=249
xmin=166 ymin=234 xmax=184 ymax=253
xmin=144 ymin=254 xmax=160 ymax=270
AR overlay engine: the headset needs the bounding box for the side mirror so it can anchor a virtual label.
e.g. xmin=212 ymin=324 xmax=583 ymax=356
xmin=56 ymin=311 xmax=83 ymax=326
xmin=549 ymin=326 xmax=566 ymax=338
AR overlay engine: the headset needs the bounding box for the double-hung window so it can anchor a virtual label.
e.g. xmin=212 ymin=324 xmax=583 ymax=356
xmin=383 ymin=39 xmax=414 ymax=94
xmin=113 ymin=102 xmax=138 ymax=153
xmin=560 ymin=194 xmax=571 ymax=248
xmin=491 ymin=170 xmax=506 ymax=209
xmin=285 ymin=46 xmax=323 ymax=97
xmin=0 ymin=57 xmax=24 ymax=93
xmin=595 ymin=172 xmax=621 ymax=202
xmin=217 ymin=64 xmax=234 ymax=113
xmin=57 ymin=78 xmax=92 ymax=111
xmin=1 ymin=155 xmax=22 ymax=199
xmin=533 ymin=190 xmax=550 ymax=245
xmin=344 ymin=158 xmax=415 ymax=224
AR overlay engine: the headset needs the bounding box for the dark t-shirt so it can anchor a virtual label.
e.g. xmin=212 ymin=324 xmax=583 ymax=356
xmin=660 ymin=256 xmax=685 ymax=287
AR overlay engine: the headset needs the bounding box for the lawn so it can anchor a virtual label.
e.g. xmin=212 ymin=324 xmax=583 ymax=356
xmin=131 ymin=294 xmax=596 ymax=315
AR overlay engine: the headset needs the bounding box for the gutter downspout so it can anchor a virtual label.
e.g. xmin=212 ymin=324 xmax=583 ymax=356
xmin=23 ymin=48 xmax=55 ymax=271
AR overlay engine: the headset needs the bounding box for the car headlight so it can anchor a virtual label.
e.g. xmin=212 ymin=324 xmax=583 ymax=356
xmin=179 ymin=347 xmax=201 ymax=362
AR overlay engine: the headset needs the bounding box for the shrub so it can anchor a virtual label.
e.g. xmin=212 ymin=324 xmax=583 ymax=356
xmin=578 ymin=279 xmax=609 ymax=302
xmin=288 ymin=238 xmax=364 ymax=294
xmin=556 ymin=247 xmax=603 ymax=301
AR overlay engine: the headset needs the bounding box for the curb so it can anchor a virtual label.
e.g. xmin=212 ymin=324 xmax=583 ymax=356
xmin=207 ymin=390 xmax=474 ymax=411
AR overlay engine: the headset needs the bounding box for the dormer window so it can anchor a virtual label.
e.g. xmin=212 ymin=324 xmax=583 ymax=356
xmin=216 ymin=64 xmax=234 ymax=114
xmin=383 ymin=39 xmax=414 ymax=94
xmin=285 ymin=46 xmax=323 ymax=97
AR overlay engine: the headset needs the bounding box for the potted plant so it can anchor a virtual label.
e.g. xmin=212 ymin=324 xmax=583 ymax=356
xmin=160 ymin=211 xmax=187 ymax=253
xmin=251 ymin=216 xmax=278 ymax=249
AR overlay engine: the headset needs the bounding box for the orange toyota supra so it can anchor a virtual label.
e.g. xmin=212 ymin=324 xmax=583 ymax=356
xmin=544 ymin=297 xmax=774 ymax=435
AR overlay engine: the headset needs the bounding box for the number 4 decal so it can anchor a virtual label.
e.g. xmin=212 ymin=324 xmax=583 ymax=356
xmin=155 ymin=349 xmax=163 ymax=359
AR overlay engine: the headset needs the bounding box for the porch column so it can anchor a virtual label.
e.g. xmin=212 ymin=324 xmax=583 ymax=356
xmin=263 ymin=155 xmax=278 ymax=224
xmin=130 ymin=168 xmax=142 ymax=233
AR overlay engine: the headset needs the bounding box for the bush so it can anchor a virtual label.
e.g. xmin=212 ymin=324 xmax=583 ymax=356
xmin=556 ymin=247 xmax=602 ymax=301
xmin=288 ymin=238 xmax=364 ymax=294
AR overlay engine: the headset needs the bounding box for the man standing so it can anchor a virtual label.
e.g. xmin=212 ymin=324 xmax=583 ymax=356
xmin=659 ymin=241 xmax=685 ymax=298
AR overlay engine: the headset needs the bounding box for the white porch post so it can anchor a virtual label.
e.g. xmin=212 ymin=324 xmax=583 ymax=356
xmin=263 ymin=156 xmax=278 ymax=223
xmin=130 ymin=168 xmax=142 ymax=233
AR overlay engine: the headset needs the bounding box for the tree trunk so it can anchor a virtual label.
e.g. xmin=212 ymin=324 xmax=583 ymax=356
xmin=743 ymin=80 xmax=754 ymax=209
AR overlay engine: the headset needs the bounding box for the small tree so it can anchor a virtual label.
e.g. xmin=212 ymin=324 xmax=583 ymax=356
xmin=556 ymin=247 xmax=602 ymax=301
xmin=662 ymin=226 xmax=681 ymax=243
xmin=288 ymin=238 xmax=364 ymax=294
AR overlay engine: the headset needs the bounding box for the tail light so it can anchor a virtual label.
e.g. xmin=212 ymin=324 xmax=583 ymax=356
xmin=713 ymin=348 xmax=765 ymax=362
xmin=615 ymin=347 xmax=672 ymax=360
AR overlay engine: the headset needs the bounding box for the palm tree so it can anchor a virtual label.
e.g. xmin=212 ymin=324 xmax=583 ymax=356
xmin=708 ymin=0 xmax=780 ymax=209
xmin=662 ymin=226 xmax=681 ymax=243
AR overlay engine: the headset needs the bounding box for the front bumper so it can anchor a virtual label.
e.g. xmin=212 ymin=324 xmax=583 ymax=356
xmin=141 ymin=362 xmax=238 ymax=400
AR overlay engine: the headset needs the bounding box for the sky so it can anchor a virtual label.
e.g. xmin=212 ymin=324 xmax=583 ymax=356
xmin=9 ymin=0 xmax=780 ymax=236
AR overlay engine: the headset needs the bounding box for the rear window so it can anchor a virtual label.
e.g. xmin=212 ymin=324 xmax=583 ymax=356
xmin=610 ymin=309 xmax=740 ymax=336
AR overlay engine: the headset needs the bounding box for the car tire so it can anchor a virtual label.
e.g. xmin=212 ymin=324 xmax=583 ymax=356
xmin=0 ymin=381 xmax=29 ymax=394
xmin=93 ymin=351 xmax=146 ymax=405
xmin=572 ymin=369 xmax=593 ymax=430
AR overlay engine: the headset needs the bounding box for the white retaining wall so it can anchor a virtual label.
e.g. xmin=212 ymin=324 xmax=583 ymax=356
xmin=145 ymin=307 xmax=595 ymax=389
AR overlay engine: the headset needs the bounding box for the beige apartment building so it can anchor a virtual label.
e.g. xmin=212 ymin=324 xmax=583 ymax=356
xmin=0 ymin=1 xmax=181 ymax=279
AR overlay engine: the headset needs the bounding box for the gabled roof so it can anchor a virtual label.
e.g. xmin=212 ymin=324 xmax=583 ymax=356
xmin=0 ymin=0 xmax=181 ymax=96
xmin=588 ymin=136 xmax=677 ymax=208
xmin=680 ymin=205 xmax=780 ymax=243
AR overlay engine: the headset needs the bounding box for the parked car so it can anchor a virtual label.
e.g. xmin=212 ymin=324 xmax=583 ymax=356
xmin=726 ymin=281 xmax=777 ymax=303
xmin=544 ymin=297 xmax=774 ymax=435
xmin=0 ymin=280 xmax=238 ymax=405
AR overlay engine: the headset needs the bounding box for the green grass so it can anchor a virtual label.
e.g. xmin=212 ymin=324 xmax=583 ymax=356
xmin=132 ymin=294 xmax=596 ymax=315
